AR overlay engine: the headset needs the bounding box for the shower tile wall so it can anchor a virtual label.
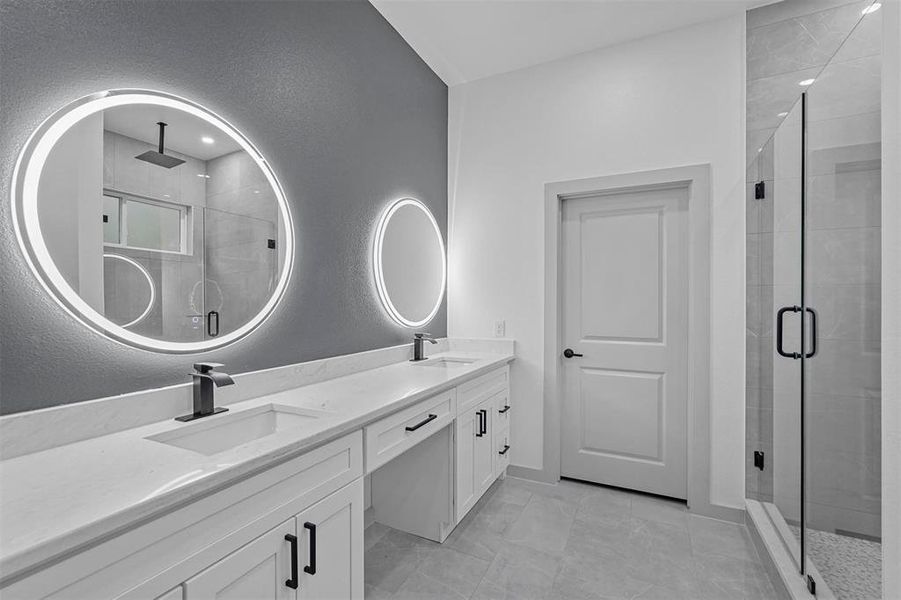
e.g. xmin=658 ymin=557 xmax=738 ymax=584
xmin=745 ymin=0 xmax=882 ymax=539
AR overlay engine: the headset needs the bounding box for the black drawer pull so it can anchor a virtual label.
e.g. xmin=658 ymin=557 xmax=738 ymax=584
xmin=405 ymin=413 xmax=438 ymax=432
xmin=475 ymin=410 xmax=484 ymax=437
xmin=285 ymin=534 xmax=299 ymax=589
xmin=498 ymin=405 xmax=511 ymax=414
xmin=498 ymin=444 xmax=510 ymax=456
xmin=304 ymin=522 xmax=317 ymax=575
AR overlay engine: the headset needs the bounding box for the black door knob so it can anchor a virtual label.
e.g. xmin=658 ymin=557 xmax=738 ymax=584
xmin=563 ymin=348 xmax=583 ymax=358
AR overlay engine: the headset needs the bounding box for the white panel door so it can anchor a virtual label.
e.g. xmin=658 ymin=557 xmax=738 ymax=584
xmin=561 ymin=186 xmax=689 ymax=499
xmin=296 ymin=479 xmax=364 ymax=600
xmin=183 ymin=519 xmax=295 ymax=600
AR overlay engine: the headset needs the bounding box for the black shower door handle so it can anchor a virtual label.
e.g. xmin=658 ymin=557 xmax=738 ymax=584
xmin=776 ymin=306 xmax=802 ymax=359
xmin=804 ymin=307 xmax=817 ymax=359
xmin=207 ymin=311 xmax=219 ymax=337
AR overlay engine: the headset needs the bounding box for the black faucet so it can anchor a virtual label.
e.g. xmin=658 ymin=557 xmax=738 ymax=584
xmin=411 ymin=333 xmax=437 ymax=362
xmin=175 ymin=362 xmax=235 ymax=422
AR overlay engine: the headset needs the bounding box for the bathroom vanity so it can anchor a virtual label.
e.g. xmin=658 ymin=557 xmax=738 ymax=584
xmin=0 ymin=348 xmax=513 ymax=599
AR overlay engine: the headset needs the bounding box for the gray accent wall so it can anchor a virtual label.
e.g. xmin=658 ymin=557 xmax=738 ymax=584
xmin=0 ymin=0 xmax=448 ymax=414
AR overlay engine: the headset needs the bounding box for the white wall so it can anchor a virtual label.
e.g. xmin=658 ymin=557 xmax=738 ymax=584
xmin=881 ymin=1 xmax=900 ymax=597
xmin=39 ymin=112 xmax=104 ymax=312
xmin=448 ymin=15 xmax=747 ymax=508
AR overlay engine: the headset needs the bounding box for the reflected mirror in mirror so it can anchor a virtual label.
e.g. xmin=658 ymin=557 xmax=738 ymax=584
xmin=373 ymin=198 xmax=445 ymax=328
xmin=12 ymin=90 xmax=294 ymax=352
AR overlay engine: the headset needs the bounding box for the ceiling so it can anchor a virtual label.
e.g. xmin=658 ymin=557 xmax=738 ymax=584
xmin=370 ymin=0 xmax=771 ymax=86
xmin=103 ymin=104 xmax=241 ymax=161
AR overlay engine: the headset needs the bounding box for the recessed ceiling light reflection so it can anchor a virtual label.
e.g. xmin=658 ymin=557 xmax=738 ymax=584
xmin=862 ymin=3 xmax=881 ymax=14
xmin=799 ymin=79 xmax=816 ymax=86
xmin=201 ymin=136 xmax=214 ymax=144
xmin=778 ymin=112 xmax=789 ymax=117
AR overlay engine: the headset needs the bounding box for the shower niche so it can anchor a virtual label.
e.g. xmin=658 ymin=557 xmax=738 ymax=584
xmin=12 ymin=90 xmax=294 ymax=352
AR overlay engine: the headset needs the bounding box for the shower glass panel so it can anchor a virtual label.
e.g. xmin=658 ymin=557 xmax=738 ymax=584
xmin=803 ymin=6 xmax=882 ymax=598
xmin=202 ymin=207 xmax=278 ymax=340
xmin=752 ymin=4 xmax=882 ymax=598
xmin=767 ymin=96 xmax=804 ymax=571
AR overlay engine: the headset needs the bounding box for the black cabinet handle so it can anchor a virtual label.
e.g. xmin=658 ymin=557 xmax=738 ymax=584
xmin=563 ymin=348 xmax=583 ymax=358
xmin=498 ymin=405 xmax=511 ymax=414
xmin=776 ymin=306 xmax=801 ymax=359
xmin=498 ymin=444 xmax=510 ymax=456
xmin=207 ymin=310 xmax=219 ymax=337
xmin=285 ymin=534 xmax=299 ymax=589
xmin=475 ymin=410 xmax=485 ymax=437
xmin=304 ymin=522 xmax=317 ymax=575
xmin=405 ymin=413 xmax=438 ymax=432
xmin=481 ymin=409 xmax=488 ymax=435
xmin=805 ymin=307 xmax=817 ymax=359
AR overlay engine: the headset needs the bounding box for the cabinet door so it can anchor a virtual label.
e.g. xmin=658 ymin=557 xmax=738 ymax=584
xmin=296 ymin=479 xmax=364 ymax=600
xmin=184 ymin=519 xmax=295 ymax=600
xmin=455 ymin=405 xmax=478 ymax=521
xmin=473 ymin=401 xmax=495 ymax=496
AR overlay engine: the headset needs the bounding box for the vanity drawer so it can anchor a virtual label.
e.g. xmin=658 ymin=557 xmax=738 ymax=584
xmin=364 ymin=390 xmax=456 ymax=472
xmin=457 ymin=366 xmax=508 ymax=413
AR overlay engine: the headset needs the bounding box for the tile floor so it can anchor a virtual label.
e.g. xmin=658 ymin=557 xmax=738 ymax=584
xmin=364 ymin=476 xmax=781 ymax=599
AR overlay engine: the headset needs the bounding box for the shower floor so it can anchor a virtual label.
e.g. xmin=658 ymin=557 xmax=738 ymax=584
xmin=790 ymin=526 xmax=882 ymax=600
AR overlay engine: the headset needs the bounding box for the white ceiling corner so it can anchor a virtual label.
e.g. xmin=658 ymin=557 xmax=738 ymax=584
xmin=370 ymin=0 xmax=772 ymax=86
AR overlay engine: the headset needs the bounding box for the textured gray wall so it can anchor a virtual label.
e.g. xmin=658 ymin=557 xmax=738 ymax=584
xmin=0 ymin=0 xmax=447 ymax=414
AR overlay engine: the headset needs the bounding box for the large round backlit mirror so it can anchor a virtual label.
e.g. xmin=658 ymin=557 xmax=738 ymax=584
xmin=12 ymin=89 xmax=294 ymax=352
xmin=374 ymin=198 xmax=445 ymax=328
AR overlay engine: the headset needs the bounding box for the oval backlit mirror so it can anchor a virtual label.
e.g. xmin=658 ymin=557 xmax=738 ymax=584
xmin=11 ymin=89 xmax=294 ymax=352
xmin=374 ymin=198 xmax=445 ymax=328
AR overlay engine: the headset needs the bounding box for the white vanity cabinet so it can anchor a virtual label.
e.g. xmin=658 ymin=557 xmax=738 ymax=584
xmin=455 ymin=396 xmax=499 ymax=522
xmin=183 ymin=519 xmax=295 ymax=600
xmin=184 ymin=479 xmax=363 ymax=600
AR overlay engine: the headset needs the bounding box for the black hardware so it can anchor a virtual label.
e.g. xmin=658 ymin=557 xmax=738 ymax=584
xmin=102 ymin=214 xmax=109 ymax=223
xmin=411 ymin=332 xmax=438 ymax=362
xmin=304 ymin=522 xmax=317 ymax=575
xmin=175 ymin=362 xmax=233 ymax=422
xmin=807 ymin=575 xmax=816 ymax=596
xmin=498 ymin=405 xmax=511 ymax=414
xmin=805 ymin=307 xmax=817 ymax=359
xmin=285 ymin=533 xmax=299 ymax=589
xmin=776 ymin=306 xmax=802 ymax=359
xmin=499 ymin=444 xmax=510 ymax=456
xmin=405 ymin=413 xmax=438 ymax=432
xmin=476 ymin=410 xmax=484 ymax=437
xmin=754 ymin=450 xmax=765 ymax=471
xmin=268 ymin=238 xmax=276 ymax=249
xmin=481 ymin=409 xmax=488 ymax=435
xmin=207 ymin=310 xmax=220 ymax=337
xmin=563 ymin=348 xmax=583 ymax=359
xmin=755 ymin=181 xmax=766 ymax=200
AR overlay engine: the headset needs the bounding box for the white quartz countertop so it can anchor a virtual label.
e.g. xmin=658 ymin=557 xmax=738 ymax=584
xmin=0 ymin=350 xmax=513 ymax=580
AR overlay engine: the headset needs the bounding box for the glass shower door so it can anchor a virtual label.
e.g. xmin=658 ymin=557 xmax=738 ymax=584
xmin=802 ymin=6 xmax=883 ymax=597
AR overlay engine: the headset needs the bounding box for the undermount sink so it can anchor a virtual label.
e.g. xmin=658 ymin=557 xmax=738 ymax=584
xmin=415 ymin=357 xmax=477 ymax=368
xmin=147 ymin=404 xmax=331 ymax=456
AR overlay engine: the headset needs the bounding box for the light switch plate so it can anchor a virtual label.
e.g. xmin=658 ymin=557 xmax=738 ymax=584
xmin=494 ymin=320 xmax=506 ymax=337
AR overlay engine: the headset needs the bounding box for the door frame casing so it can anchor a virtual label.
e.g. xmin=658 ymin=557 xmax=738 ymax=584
xmin=522 ymin=164 xmax=736 ymax=521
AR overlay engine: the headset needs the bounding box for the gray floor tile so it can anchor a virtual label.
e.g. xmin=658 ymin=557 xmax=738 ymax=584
xmin=365 ymin=477 xmax=779 ymax=599
xmin=503 ymin=494 xmax=575 ymax=554
xmin=415 ymin=546 xmax=491 ymax=597
xmin=394 ymin=571 xmax=469 ymax=600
